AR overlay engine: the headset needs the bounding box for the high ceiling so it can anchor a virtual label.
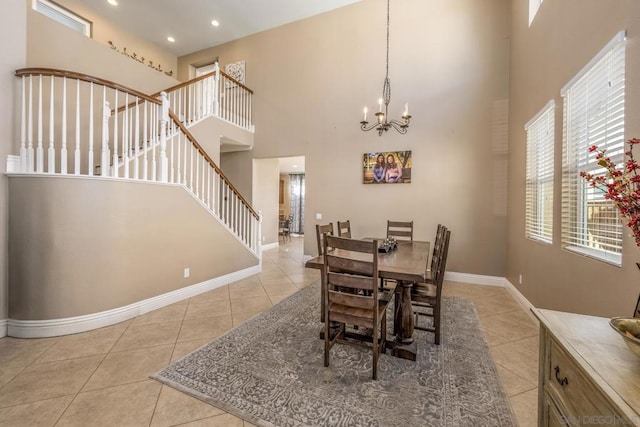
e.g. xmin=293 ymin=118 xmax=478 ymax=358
xmin=78 ymin=0 xmax=362 ymax=56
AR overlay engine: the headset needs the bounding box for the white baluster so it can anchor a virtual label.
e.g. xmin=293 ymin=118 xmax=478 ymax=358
xmin=123 ymin=93 xmax=129 ymax=179
xmin=249 ymin=95 xmax=252 ymax=131
xmin=20 ymin=76 xmax=27 ymax=172
xmin=169 ymin=122 xmax=175 ymax=183
xmin=143 ymin=101 xmax=148 ymax=180
xmin=61 ymin=77 xmax=67 ymax=174
xmin=201 ymin=156 xmax=206 ymax=201
xmin=74 ymin=79 xmax=80 ymax=174
xmin=88 ymin=82 xmax=94 ymax=176
xmin=159 ymin=92 xmax=169 ymax=182
xmin=27 ymin=75 xmax=34 ymax=172
xmin=189 ymin=144 xmax=194 ymax=191
xmin=151 ymin=102 xmax=157 ymax=182
xmin=101 ymin=98 xmax=110 ymax=177
xmin=36 ymin=75 xmax=43 ymax=173
xmin=134 ymin=99 xmax=140 ymax=179
xmin=214 ymin=62 xmax=220 ymax=117
xmin=48 ymin=76 xmax=55 ymax=173
xmin=112 ymin=90 xmax=118 ymax=177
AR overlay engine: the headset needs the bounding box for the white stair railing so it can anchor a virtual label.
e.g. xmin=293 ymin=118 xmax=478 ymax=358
xmin=157 ymin=62 xmax=254 ymax=132
xmin=12 ymin=68 xmax=261 ymax=254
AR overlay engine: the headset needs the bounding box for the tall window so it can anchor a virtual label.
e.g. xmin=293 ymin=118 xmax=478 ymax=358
xmin=32 ymin=0 xmax=91 ymax=37
xmin=525 ymin=100 xmax=555 ymax=244
xmin=561 ymin=32 xmax=626 ymax=265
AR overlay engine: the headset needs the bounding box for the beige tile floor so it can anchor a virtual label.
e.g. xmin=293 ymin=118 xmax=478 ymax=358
xmin=0 ymin=236 xmax=539 ymax=426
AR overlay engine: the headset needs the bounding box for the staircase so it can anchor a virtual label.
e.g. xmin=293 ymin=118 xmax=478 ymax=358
xmin=8 ymin=64 xmax=259 ymax=254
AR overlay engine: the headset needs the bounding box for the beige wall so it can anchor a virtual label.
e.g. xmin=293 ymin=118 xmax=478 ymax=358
xmin=26 ymin=6 xmax=178 ymax=95
xmin=52 ymin=0 xmax=177 ymax=75
xmin=253 ymin=159 xmax=280 ymax=245
xmin=179 ymin=0 xmax=511 ymax=275
xmin=507 ymin=0 xmax=640 ymax=316
xmin=0 ymin=1 xmax=27 ymax=324
xmin=8 ymin=176 xmax=258 ymax=320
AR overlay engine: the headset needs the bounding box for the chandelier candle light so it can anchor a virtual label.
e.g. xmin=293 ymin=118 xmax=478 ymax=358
xmin=360 ymin=0 xmax=411 ymax=136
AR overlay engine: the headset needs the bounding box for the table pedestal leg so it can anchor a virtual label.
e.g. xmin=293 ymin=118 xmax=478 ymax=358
xmin=395 ymin=280 xmax=414 ymax=344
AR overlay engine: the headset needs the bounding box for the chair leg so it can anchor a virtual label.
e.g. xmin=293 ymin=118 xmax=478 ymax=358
xmin=381 ymin=311 xmax=387 ymax=353
xmin=324 ymin=310 xmax=330 ymax=367
xmin=372 ymin=321 xmax=379 ymax=380
xmin=434 ymin=305 xmax=441 ymax=345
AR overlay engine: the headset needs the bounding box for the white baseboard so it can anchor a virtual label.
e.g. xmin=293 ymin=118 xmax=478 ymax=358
xmin=261 ymin=242 xmax=279 ymax=251
xmin=444 ymin=271 xmax=507 ymax=287
xmin=0 ymin=319 xmax=7 ymax=338
xmin=7 ymin=264 xmax=262 ymax=338
xmin=502 ymin=279 xmax=539 ymax=323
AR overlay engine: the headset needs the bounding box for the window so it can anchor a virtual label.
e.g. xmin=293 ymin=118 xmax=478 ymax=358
xmin=525 ymin=100 xmax=555 ymax=244
xmin=32 ymin=0 xmax=91 ymax=37
xmin=561 ymin=31 xmax=626 ymax=265
xmin=529 ymin=0 xmax=543 ymax=26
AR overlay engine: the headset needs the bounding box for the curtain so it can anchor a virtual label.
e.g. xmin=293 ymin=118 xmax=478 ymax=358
xmin=289 ymin=173 xmax=305 ymax=234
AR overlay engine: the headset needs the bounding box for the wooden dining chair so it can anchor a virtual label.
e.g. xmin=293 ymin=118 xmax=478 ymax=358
xmin=426 ymin=224 xmax=446 ymax=281
xmin=387 ymin=220 xmax=413 ymax=241
xmin=278 ymin=217 xmax=292 ymax=244
xmin=411 ymin=229 xmax=451 ymax=345
xmin=322 ymin=235 xmax=390 ymax=380
xmin=316 ymin=223 xmax=334 ymax=256
xmin=337 ymin=220 xmax=352 ymax=238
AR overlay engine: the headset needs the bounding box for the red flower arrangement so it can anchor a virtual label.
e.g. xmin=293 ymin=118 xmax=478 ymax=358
xmin=581 ymin=138 xmax=640 ymax=246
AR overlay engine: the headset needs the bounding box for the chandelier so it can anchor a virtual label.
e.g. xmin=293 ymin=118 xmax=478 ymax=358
xmin=360 ymin=0 xmax=411 ymax=136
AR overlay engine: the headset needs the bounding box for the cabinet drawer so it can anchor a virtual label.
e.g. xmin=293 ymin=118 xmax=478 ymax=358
xmin=542 ymin=392 xmax=570 ymax=427
xmin=547 ymin=338 xmax=620 ymax=420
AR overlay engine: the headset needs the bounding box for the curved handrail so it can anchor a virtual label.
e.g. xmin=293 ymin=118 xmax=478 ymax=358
xmin=154 ymin=69 xmax=253 ymax=97
xmin=15 ymin=68 xmax=161 ymax=105
xmin=168 ymin=111 xmax=259 ymax=220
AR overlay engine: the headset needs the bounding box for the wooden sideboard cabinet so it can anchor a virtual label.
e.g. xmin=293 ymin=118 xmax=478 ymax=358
xmin=533 ymin=309 xmax=640 ymax=426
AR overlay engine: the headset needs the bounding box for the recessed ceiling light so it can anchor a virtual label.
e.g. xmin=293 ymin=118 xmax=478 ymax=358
xmin=107 ymin=0 xmax=118 ymax=5
xmin=211 ymin=20 xmax=220 ymax=27
xmin=167 ymin=36 xmax=175 ymax=43
xmin=293 ymin=165 xmax=298 ymax=168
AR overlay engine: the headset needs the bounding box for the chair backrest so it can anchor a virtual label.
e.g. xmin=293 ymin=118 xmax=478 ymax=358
xmin=323 ymin=235 xmax=379 ymax=325
xmin=316 ymin=223 xmax=334 ymax=256
xmin=433 ymin=230 xmax=451 ymax=291
xmin=337 ymin=220 xmax=352 ymax=238
xmin=387 ymin=220 xmax=413 ymax=241
xmin=430 ymin=224 xmax=446 ymax=272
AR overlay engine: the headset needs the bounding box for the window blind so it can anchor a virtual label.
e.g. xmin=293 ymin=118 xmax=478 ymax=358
xmin=561 ymin=32 xmax=626 ymax=265
xmin=525 ymin=100 xmax=555 ymax=244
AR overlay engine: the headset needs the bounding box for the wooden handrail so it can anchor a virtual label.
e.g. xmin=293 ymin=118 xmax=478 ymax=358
xmin=168 ymin=111 xmax=259 ymax=220
xmin=152 ymin=69 xmax=254 ymax=97
xmin=15 ymin=68 xmax=161 ymax=106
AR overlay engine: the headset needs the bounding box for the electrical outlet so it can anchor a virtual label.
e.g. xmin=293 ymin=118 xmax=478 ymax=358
xmin=518 ymin=274 xmax=523 ymax=285
xmin=184 ymin=267 xmax=190 ymax=278
xmin=316 ymin=213 xmax=322 ymax=220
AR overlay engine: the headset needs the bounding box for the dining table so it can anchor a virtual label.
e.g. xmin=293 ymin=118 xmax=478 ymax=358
xmin=304 ymin=239 xmax=430 ymax=361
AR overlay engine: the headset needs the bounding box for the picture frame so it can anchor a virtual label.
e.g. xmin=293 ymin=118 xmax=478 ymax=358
xmin=363 ymin=151 xmax=412 ymax=184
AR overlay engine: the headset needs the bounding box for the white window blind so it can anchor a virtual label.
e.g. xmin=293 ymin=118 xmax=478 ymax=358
xmin=561 ymin=31 xmax=626 ymax=266
xmin=529 ymin=0 xmax=543 ymax=26
xmin=32 ymin=0 xmax=91 ymax=37
xmin=525 ymin=100 xmax=555 ymax=244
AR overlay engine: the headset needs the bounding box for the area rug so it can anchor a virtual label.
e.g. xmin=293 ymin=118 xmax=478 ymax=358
xmin=152 ymin=282 xmax=516 ymax=426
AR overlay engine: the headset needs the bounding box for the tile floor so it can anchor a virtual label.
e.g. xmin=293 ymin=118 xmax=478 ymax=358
xmin=0 ymin=236 xmax=539 ymax=426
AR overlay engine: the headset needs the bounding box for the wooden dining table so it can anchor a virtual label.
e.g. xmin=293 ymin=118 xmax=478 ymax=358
xmin=304 ymin=239 xmax=430 ymax=361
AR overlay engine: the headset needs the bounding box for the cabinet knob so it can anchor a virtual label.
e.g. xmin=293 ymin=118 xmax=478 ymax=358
xmin=554 ymin=365 xmax=569 ymax=386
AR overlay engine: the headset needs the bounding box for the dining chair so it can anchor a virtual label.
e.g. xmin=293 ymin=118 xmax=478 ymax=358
xmin=316 ymin=223 xmax=335 ymax=323
xmin=322 ymin=235 xmax=390 ymax=380
xmin=316 ymin=223 xmax=334 ymax=256
xmin=387 ymin=220 xmax=414 ymax=241
xmin=337 ymin=220 xmax=352 ymax=238
xmin=411 ymin=228 xmax=451 ymax=345
xmin=426 ymin=224 xmax=446 ymax=281
xmin=278 ymin=217 xmax=292 ymax=244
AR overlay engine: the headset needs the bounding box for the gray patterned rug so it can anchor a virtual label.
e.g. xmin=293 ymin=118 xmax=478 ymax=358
xmin=152 ymin=282 xmax=516 ymax=426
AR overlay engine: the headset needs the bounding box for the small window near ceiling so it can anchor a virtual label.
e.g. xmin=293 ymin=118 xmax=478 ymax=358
xmin=529 ymin=0 xmax=543 ymax=26
xmin=32 ymin=0 xmax=92 ymax=37
xmin=525 ymin=100 xmax=555 ymax=244
xmin=561 ymin=31 xmax=626 ymax=266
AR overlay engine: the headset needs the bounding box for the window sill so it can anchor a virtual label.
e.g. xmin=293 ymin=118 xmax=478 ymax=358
xmin=563 ymin=245 xmax=622 ymax=267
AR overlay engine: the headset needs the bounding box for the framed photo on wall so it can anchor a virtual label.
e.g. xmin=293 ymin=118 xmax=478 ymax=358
xmin=363 ymin=151 xmax=412 ymax=184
